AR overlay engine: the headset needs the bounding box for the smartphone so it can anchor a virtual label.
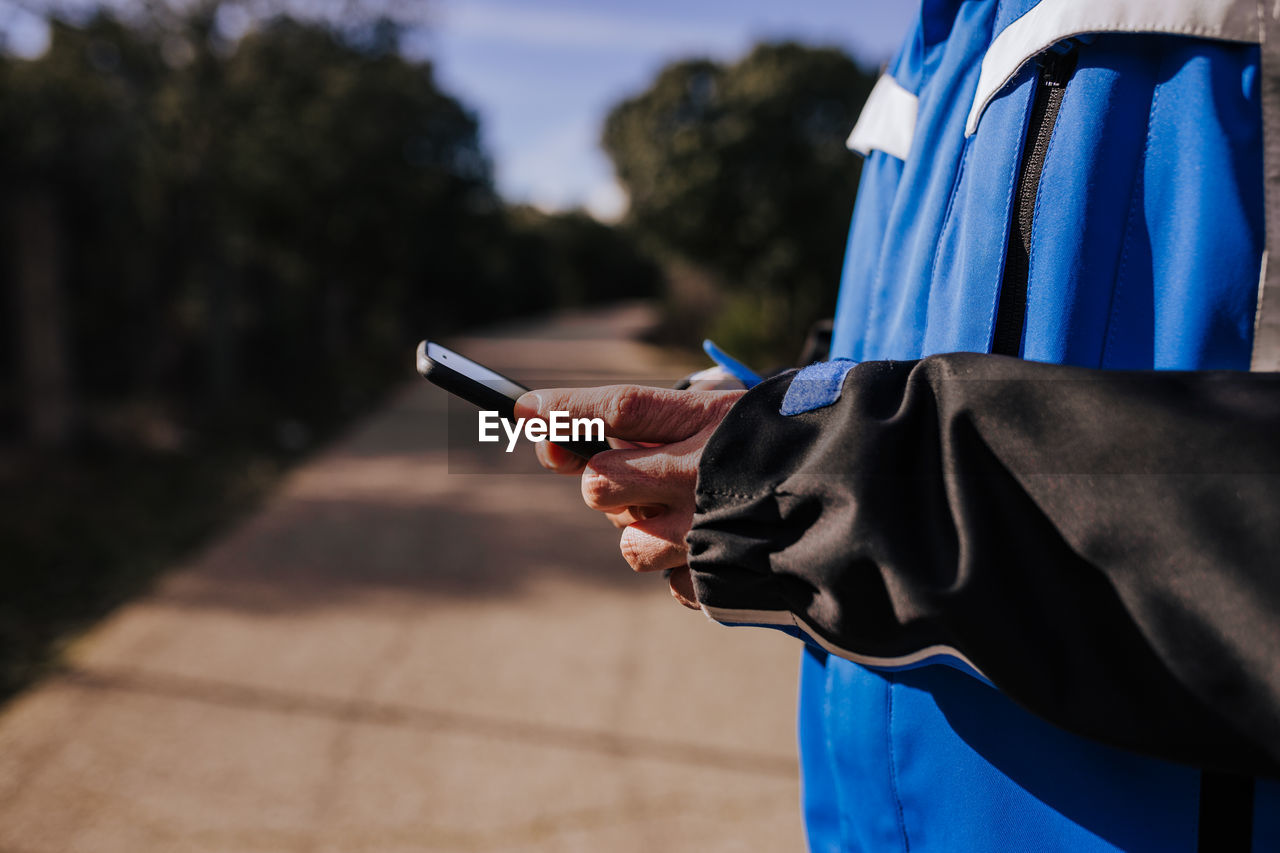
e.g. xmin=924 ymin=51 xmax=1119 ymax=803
xmin=416 ymin=340 xmax=610 ymax=459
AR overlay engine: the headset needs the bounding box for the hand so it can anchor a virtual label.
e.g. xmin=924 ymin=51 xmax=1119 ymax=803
xmin=514 ymin=385 xmax=745 ymax=609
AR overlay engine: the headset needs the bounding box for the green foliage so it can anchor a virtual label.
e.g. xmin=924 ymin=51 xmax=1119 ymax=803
xmin=0 ymin=7 xmax=660 ymax=442
xmin=0 ymin=6 xmax=662 ymax=701
xmin=205 ymin=14 xmax=503 ymax=416
xmin=504 ymin=207 xmax=662 ymax=310
xmin=603 ymin=42 xmax=875 ymax=361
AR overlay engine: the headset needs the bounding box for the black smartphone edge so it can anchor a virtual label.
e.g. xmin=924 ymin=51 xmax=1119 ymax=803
xmin=415 ymin=340 xmax=609 ymax=460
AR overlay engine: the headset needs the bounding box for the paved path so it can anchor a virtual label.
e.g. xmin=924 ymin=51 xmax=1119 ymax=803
xmin=0 ymin=305 xmax=803 ymax=852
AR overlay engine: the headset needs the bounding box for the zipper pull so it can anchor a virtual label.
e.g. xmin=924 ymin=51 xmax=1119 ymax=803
xmin=1038 ymin=46 xmax=1078 ymax=89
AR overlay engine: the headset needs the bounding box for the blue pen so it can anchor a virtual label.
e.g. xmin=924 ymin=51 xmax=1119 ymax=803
xmin=702 ymin=339 xmax=763 ymax=388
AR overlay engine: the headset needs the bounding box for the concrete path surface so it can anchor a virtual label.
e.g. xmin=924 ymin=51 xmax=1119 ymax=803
xmin=0 ymin=305 xmax=804 ymax=852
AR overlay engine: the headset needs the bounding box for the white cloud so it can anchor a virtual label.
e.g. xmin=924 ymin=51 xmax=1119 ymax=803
xmin=583 ymin=178 xmax=627 ymax=222
xmin=501 ymin=114 xmax=623 ymax=217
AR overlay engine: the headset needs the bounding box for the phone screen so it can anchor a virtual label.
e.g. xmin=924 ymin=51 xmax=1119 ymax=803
xmin=424 ymin=342 xmax=527 ymax=400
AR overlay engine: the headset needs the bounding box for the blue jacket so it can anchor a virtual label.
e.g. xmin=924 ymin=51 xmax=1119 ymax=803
xmin=687 ymin=1 xmax=1280 ymax=850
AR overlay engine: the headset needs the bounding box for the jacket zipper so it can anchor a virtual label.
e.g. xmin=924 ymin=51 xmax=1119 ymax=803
xmin=992 ymin=49 xmax=1078 ymax=357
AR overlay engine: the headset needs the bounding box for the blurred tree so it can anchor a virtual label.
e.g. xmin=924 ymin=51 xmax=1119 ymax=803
xmin=9 ymin=190 xmax=72 ymax=446
xmin=602 ymin=42 xmax=875 ymax=360
xmin=0 ymin=1 xmax=660 ymax=446
xmin=211 ymin=13 xmax=499 ymax=419
xmin=0 ymin=1 xmax=664 ymax=701
xmin=0 ymin=13 xmax=164 ymax=443
xmin=505 ymin=206 xmax=661 ymax=310
xmin=0 ymin=7 xmax=507 ymax=439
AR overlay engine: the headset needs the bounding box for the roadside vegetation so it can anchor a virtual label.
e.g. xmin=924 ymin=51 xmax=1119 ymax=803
xmin=0 ymin=3 xmax=659 ymax=701
xmin=605 ymin=42 xmax=875 ymax=365
xmin=0 ymin=1 xmax=872 ymax=701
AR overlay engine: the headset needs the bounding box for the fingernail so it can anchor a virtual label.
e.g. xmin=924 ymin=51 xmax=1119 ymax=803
xmin=515 ymin=390 xmax=543 ymax=415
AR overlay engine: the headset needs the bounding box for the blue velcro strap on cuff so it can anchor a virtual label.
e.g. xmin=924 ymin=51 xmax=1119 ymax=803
xmin=780 ymin=359 xmax=858 ymax=416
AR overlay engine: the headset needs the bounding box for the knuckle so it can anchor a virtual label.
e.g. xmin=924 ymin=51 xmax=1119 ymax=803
xmin=606 ymin=386 xmax=649 ymax=430
xmin=580 ymin=466 xmax=617 ymax=509
xmin=665 ymin=451 xmax=698 ymax=485
xmin=619 ymin=530 xmax=645 ymax=572
xmin=619 ymin=526 xmax=682 ymax=573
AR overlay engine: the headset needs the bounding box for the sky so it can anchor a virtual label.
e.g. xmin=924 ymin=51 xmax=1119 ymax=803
xmin=413 ymin=1 xmax=917 ymax=220
xmin=0 ymin=0 xmax=918 ymax=221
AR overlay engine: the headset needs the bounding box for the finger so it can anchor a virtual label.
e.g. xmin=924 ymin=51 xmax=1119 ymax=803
xmin=666 ymin=566 xmax=700 ymax=610
xmin=534 ymin=437 xmax=587 ymax=475
xmin=515 ymin=386 xmax=740 ymax=444
xmin=604 ymin=505 xmax=662 ymax=529
xmin=580 ymin=445 xmax=695 ymax=511
xmin=619 ymin=515 xmax=689 ymax=573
